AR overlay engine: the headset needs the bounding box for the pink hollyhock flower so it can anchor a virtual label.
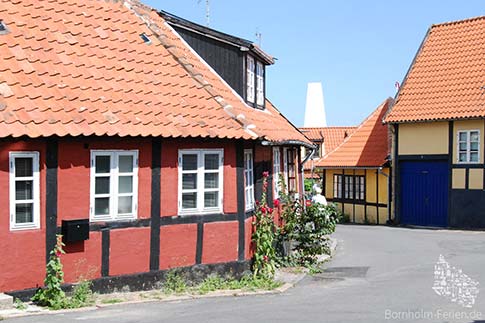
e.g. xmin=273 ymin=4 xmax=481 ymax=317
xmin=268 ymin=207 xmax=274 ymax=214
xmin=305 ymin=200 xmax=312 ymax=207
xmin=263 ymin=255 xmax=268 ymax=262
xmin=273 ymin=199 xmax=280 ymax=207
xmin=262 ymin=171 xmax=269 ymax=178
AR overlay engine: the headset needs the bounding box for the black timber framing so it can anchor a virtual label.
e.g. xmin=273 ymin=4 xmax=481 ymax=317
xmin=447 ymin=121 xmax=453 ymax=227
xmin=364 ymin=169 xmax=368 ymax=223
xmin=45 ymin=139 xmax=58 ymax=264
xmin=236 ymin=140 xmax=246 ymax=261
xmin=101 ymin=229 xmax=110 ymax=277
xmin=376 ymin=169 xmax=379 ymax=225
xmin=149 ymin=138 xmax=162 ymax=271
xmin=394 ymin=124 xmax=400 ymax=223
xmin=195 ymin=222 xmax=204 ymax=264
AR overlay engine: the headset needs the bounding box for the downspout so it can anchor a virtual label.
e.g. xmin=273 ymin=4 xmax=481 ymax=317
xmin=300 ymin=146 xmax=316 ymax=198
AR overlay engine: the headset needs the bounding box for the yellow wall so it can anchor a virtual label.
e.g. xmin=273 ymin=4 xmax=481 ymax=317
xmin=398 ymin=122 xmax=448 ymax=155
xmin=322 ymin=167 xmax=390 ymax=225
xmin=469 ymin=169 xmax=483 ymax=190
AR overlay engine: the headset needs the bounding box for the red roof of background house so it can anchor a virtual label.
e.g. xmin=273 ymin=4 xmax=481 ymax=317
xmin=300 ymin=127 xmax=356 ymax=153
xmin=0 ymin=0 xmax=310 ymax=145
xmin=316 ymin=98 xmax=393 ymax=168
xmin=385 ymin=16 xmax=485 ymax=123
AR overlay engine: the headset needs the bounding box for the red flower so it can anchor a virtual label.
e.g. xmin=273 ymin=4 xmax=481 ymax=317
xmin=262 ymin=171 xmax=269 ymax=178
xmin=268 ymin=207 xmax=274 ymax=214
xmin=255 ymin=200 xmax=260 ymax=206
xmin=273 ymin=199 xmax=280 ymax=207
xmin=261 ymin=206 xmax=267 ymax=214
xmin=56 ymin=251 xmax=61 ymax=257
xmin=263 ymin=255 xmax=269 ymax=262
xmin=305 ymin=200 xmax=312 ymax=207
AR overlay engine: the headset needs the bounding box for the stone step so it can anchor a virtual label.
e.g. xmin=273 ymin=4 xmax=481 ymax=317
xmin=0 ymin=293 xmax=13 ymax=310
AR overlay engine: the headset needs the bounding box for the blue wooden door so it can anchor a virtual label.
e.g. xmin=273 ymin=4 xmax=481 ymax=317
xmin=400 ymin=161 xmax=448 ymax=227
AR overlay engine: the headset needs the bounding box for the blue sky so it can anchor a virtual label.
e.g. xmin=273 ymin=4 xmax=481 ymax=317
xmin=145 ymin=0 xmax=484 ymax=127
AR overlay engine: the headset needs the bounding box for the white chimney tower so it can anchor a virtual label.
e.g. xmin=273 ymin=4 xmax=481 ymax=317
xmin=303 ymin=82 xmax=327 ymax=127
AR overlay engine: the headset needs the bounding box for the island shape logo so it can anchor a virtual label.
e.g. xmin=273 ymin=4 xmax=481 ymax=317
xmin=432 ymin=254 xmax=479 ymax=308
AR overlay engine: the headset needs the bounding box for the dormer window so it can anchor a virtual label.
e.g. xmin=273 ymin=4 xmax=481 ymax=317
xmin=246 ymin=56 xmax=255 ymax=103
xmin=246 ymin=55 xmax=265 ymax=108
xmin=256 ymin=62 xmax=264 ymax=106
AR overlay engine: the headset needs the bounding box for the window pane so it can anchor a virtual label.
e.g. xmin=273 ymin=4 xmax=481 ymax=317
xmin=470 ymin=142 xmax=479 ymax=151
xmin=470 ymin=152 xmax=479 ymax=162
xmin=459 ymin=153 xmax=467 ymax=162
xmin=182 ymin=173 xmax=197 ymax=190
xmin=459 ymin=142 xmax=467 ymax=151
xmin=459 ymin=132 xmax=467 ymax=141
xmin=204 ymin=192 xmax=218 ymax=208
xmin=95 ymin=177 xmax=110 ymax=194
xmin=95 ymin=156 xmax=111 ymax=174
xmin=15 ymin=180 xmax=33 ymax=200
xmin=118 ymin=196 xmax=132 ymax=214
xmin=204 ymin=154 xmax=219 ymax=170
xmin=118 ymin=176 xmax=133 ymax=193
xmin=204 ymin=173 xmax=219 ymax=189
xmin=16 ymin=203 xmax=33 ymax=223
xmin=470 ymin=131 xmax=479 ymax=142
xmin=182 ymin=193 xmax=197 ymax=209
xmin=15 ymin=157 xmax=33 ymax=177
xmin=119 ymin=155 xmax=133 ymax=173
xmin=95 ymin=197 xmax=110 ymax=216
xmin=182 ymin=154 xmax=198 ymax=171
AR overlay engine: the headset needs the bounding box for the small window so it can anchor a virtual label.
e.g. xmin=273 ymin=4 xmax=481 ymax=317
xmin=0 ymin=20 xmax=8 ymax=34
xmin=284 ymin=148 xmax=296 ymax=193
xmin=273 ymin=147 xmax=281 ymax=198
xmin=256 ymin=62 xmax=264 ymax=106
xmin=246 ymin=56 xmax=255 ymax=103
xmin=244 ymin=149 xmax=255 ymax=211
xmin=333 ymin=174 xmax=343 ymax=199
xmin=354 ymin=176 xmax=365 ymax=201
xmin=140 ymin=33 xmax=151 ymax=44
xmin=458 ymin=130 xmax=480 ymax=163
xmin=90 ymin=150 xmax=138 ymax=222
xmin=178 ymin=149 xmax=223 ymax=214
xmin=9 ymin=152 xmax=40 ymax=230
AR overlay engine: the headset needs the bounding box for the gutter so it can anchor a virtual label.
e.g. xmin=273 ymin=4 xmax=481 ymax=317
xmin=260 ymin=139 xmax=315 ymax=149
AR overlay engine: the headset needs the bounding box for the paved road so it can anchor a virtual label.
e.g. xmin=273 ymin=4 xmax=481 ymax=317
xmin=9 ymin=225 xmax=485 ymax=323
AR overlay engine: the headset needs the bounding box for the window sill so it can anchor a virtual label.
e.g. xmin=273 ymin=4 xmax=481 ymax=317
xmin=90 ymin=217 xmax=137 ymax=223
xmin=178 ymin=208 xmax=223 ymax=216
xmin=10 ymin=224 xmax=40 ymax=231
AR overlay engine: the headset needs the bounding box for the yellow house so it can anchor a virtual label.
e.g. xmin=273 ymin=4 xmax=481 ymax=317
xmin=385 ymin=16 xmax=485 ymax=228
xmin=316 ymin=98 xmax=393 ymax=224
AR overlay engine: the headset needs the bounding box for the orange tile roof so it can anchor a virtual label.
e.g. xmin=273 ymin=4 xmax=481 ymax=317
xmin=316 ymin=98 xmax=393 ymax=168
xmin=385 ymin=16 xmax=485 ymax=123
xmin=300 ymin=127 xmax=356 ymax=152
xmin=0 ymin=0 xmax=310 ymax=145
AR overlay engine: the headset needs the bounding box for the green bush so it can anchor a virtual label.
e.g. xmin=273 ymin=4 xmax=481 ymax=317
xmin=163 ymin=270 xmax=188 ymax=294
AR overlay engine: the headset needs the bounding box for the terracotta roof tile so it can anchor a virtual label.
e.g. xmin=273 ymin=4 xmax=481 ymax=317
xmin=0 ymin=0 xmax=310 ymax=145
xmin=299 ymin=127 xmax=356 ymax=153
xmin=316 ymin=98 xmax=393 ymax=168
xmin=385 ymin=16 xmax=485 ymax=123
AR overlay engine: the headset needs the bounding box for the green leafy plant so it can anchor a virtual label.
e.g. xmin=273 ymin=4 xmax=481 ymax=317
xmin=32 ymin=235 xmax=68 ymax=309
xmin=14 ymin=298 xmax=27 ymax=310
xmin=101 ymin=298 xmax=124 ymax=304
xmin=252 ymin=171 xmax=277 ymax=279
xmin=163 ymin=270 xmax=188 ymax=294
xmin=69 ymin=280 xmax=94 ymax=308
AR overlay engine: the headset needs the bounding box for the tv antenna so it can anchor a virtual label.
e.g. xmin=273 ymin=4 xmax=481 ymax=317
xmin=197 ymin=0 xmax=210 ymax=27
xmin=255 ymin=29 xmax=262 ymax=46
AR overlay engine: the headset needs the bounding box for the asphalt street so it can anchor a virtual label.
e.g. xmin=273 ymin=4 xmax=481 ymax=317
xmin=9 ymin=225 xmax=485 ymax=323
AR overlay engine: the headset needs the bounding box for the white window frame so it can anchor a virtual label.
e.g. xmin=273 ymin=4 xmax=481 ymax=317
xmin=246 ymin=56 xmax=255 ymax=103
xmin=9 ymin=152 xmax=40 ymax=231
xmin=178 ymin=149 xmax=224 ymax=215
xmin=256 ymin=61 xmax=264 ymax=106
xmin=457 ymin=130 xmax=480 ymax=164
xmin=273 ymin=147 xmax=281 ymax=198
xmin=90 ymin=150 xmax=139 ymax=222
xmin=283 ymin=147 xmax=288 ymax=193
xmin=244 ymin=149 xmax=255 ymax=211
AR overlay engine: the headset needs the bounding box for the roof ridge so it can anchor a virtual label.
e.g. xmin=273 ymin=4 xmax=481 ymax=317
xmin=431 ymin=15 xmax=485 ymax=28
xmin=122 ymin=0 xmax=259 ymax=138
xmin=300 ymin=126 xmax=357 ymax=129
xmin=321 ymin=98 xmax=392 ymax=158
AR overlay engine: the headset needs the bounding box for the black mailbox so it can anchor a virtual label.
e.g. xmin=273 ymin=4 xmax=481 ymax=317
xmin=62 ymin=219 xmax=90 ymax=243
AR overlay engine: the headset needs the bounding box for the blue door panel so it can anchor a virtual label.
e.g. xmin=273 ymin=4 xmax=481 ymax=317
xmin=400 ymin=161 xmax=448 ymax=226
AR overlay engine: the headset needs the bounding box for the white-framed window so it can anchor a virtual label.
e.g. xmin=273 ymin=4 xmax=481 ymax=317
xmin=178 ymin=149 xmax=223 ymax=215
xmin=273 ymin=147 xmax=281 ymax=198
xmin=9 ymin=152 xmax=40 ymax=230
xmin=283 ymin=147 xmax=288 ymax=193
xmin=457 ymin=130 xmax=480 ymax=163
xmin=246 ymin=56 xmax=255 ymax=103
xmin=256 ymin=61 xmax=264 ymax=106
xmin=333 ymin=174 xmax=343 ymax=199
xmin=244 ymin=149 xmax=254 ymax=211
xmin=90 ymin=150 xmax=139 ymax=222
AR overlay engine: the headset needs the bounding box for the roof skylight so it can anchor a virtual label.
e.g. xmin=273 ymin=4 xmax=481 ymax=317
xmin=140 ymin=33 xmax=151 ymax=44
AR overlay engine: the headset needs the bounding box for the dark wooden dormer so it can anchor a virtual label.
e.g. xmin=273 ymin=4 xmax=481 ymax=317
xmin=158 ymin=10 xmax=274 ymax=110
